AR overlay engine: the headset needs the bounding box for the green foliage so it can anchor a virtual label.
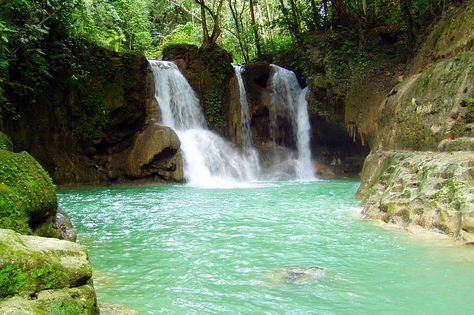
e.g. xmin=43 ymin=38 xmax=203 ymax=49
xmin=156 ymin=22 xmax=202 ymax=57
xmin=0 ymin=131 xmax=12 ymax=151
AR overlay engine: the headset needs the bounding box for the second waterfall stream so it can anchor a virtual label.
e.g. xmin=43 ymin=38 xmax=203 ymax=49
xmin=149 ymin=60 xmax=314 ymax=187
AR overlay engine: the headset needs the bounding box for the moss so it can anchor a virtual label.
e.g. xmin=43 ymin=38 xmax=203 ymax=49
xmin=0 ymin=264 xmax=70 ymax=298
xmin=0 ymin=264 xmax=28 ymax=297
xmin=0 ymin=132 xmax=12 ymax=151
xmin=46 ymin=299 xmax=83 ymax=315
xmin=0 ymin=150 xmax=57 ymax=235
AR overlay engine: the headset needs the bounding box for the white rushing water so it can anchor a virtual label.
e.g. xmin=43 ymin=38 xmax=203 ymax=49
xmin=270 ymin=65 xmax=314 ymax=180
xmin=150 ymin=60 xmax=259 ymax=187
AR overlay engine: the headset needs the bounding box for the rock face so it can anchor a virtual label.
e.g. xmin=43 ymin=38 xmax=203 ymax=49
xmin=2 ymin=39 xmax=183 ymax=185
xmin=162 ymin=44 xmax=235 ymax=135
xmin=0 ymin=229 xmax=99 ymax=314
xmin=357 ymin=3 xmax=474 ymax=241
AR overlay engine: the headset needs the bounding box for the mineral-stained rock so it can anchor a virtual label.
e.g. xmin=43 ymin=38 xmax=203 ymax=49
xmin=0 ymin=229 xmax=99 ymax=314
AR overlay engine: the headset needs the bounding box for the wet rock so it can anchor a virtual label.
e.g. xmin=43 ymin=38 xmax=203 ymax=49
xmin=54 ymin=209 xmax=77 ymax=242
xmin=124 ymin=124 xmax=183 ymax=182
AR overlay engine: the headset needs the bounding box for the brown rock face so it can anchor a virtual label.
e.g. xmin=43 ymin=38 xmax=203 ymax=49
xmin=2 ymin=39 xmax=183 ymax=185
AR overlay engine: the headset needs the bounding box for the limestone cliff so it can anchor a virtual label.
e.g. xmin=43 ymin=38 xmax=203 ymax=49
xmin=356 ymin=3 xmax=474 ymax=241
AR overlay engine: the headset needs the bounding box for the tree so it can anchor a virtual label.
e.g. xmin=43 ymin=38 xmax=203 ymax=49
xmin=194 ymin=0 xmax=225 ymax=46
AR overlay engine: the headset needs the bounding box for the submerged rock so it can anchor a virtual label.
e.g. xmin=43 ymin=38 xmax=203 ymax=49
xmin=0 ymin=229 xmax=99 ymax=314
xmin=100 ymin=303 xmax=140 ymax=315
xmin=273 ymin=267 xmax=325 ymax=285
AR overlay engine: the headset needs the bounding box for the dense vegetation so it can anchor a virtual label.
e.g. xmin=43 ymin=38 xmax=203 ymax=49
xmin=0 ymin=0 xmax=465 ymax=125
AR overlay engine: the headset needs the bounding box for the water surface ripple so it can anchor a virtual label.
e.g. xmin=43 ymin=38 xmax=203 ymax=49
xmin=58 ymin=181 xmax=474 ymax=314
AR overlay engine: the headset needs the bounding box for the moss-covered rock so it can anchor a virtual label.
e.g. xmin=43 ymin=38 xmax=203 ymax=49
xmin=0 ymin=150 xmax=57 ymax=236
xmin=373 ymin=52 xmax=474 ymax=151
xmin=0 ymin=229 xmax=92 ymax=298
xmin=0 ymin=132 xmax=11 ymax=151
xmin=0 ymin=282 xmax=98 ymax=315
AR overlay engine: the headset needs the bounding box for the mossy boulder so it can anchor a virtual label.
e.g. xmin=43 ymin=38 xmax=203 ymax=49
xmin=0 ymin=133 xmax=12 ymax=151
xmin=0 ymin=284 xmax=98 ymax=315
xmin=0 ymin=150 xmax=58 ymax=236
xmin=0 ymin=229 xmax=92 ymax=298
xmin=0 ymin=228 xmax=98 ymax=313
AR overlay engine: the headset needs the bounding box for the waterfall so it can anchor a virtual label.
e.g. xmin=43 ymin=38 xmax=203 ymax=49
xmin=270 ymin=65 xmax=314 ymax=180
xmin=149 ymin=60 xmax=259 ymax=187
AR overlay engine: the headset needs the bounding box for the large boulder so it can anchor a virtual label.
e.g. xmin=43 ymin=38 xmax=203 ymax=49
xmin=124 ymin=124 xmax=183 ymax=182
xmin=0 ymin=150 xmax=58 ymax=237
xmin=0 ymin=229 xmax=98 ymax=314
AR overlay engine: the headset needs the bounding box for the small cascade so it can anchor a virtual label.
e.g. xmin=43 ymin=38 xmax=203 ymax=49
xmin=149 ymin=60 xmax=259 ymax=187
xmin=234 ymin=65 xmax=253 ymax=149
xmin=269 ymin=65 xmax=314 ymax=180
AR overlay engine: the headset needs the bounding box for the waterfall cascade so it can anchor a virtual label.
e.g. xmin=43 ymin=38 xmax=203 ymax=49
xmin=149 ymin=60 xmax=314 ymax=186
xmin=150 ymin=60 xmax=258 ymax=187
xmin=269 ymin=65 xmax=314 ymax=180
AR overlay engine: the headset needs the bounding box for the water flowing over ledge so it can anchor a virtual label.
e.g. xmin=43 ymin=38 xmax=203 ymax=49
xmin=149 ymin=60 xmax=315 ymax=188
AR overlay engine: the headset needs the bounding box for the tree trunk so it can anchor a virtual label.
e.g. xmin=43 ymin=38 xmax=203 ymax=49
xmin=229 ymin=0 xmax=249 ymax=62
xmin=331 ymin=0 xmax=346 ymax=25
xmin=309 ymin=0 xmax=320 ymax=30
xmin=400 ymin=0 xmax=416 ymax=52
xmin=249 ymin=0 xmax=262 ymax=58
xmin=197 ymin=0 xmax=210 ymax=46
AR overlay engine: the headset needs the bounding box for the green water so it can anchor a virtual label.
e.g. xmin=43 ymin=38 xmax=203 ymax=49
xmin=58 ymin=180 xmax=474 ymax=314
